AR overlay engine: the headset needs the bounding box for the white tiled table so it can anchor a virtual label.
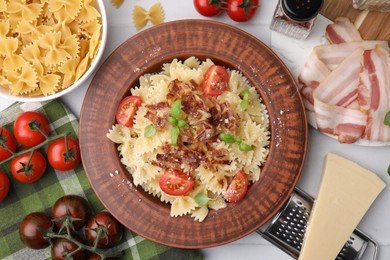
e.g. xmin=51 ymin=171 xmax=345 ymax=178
xmin=1 ymin=1 xmax=389 ymax=259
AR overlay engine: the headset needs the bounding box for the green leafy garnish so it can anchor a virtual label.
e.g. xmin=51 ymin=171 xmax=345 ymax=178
xmin=219 ymin=133 xmax=237 ymax=144
xmin=240 ymin=89 xmax=251 ymax=110
xmin=144 ymin=124 xmax=156 ymax=137
xmin=239 ymin=142 xmax=253 ymax=151
xmin=194 ymin=193 xmax=214 ymax=207
xmin=177 ymin=120 xmax=188 ymax=128
xmin=219 ymin=132 xmax=252 ymax=151
xmin=167 ymin=100 xmax=189 ymax=146
xmin=171 ymin=100 xmax=182 ymax=118
xmin=384 ymin=111 xmax=390 ymax=126
xmin=387 ymin=164 xmax=390 ymax=176
xmin=171 ymin=126 xmax=180 ymax=146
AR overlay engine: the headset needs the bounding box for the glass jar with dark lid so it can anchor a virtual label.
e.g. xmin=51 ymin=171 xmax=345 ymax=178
xmin=270 ymin=0 xmax=324 ymax=40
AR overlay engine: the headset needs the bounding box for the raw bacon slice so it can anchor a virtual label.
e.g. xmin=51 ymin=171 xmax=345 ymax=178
xmin=313 ymin=48 xmax=367 ymax=143
xmin=314 ymin=48 xmax=364 ymax=107
xmin=360 ymin=46 xmax=390 ymax=141
xmin=325 ymin=17 xmax=362 ymax=44
xmin=314 ymin=98 xmax=367 ymax=143
xmin=314 ymin=41 xmax=389 ymax=70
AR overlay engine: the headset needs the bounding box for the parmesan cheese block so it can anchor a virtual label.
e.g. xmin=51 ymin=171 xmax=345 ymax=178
xmin=299 ymin=153 xmax=386 ymax=260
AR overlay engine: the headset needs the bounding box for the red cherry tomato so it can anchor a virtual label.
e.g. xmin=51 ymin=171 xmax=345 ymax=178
xmin=19 ymin=212 xmax=52 ymax=249
xmin=51 ymin=237 xmax=88 ymax=260
xmin=14 ymin=111 xmax=50 ymax=147
xmin=202 ymin=65 xmax=229 ymax=96
xmin=226 ymin=0 xmax=259 ymax=22
xmin=0 ymin=127 xmax=17 ymax=162
xmin=224 ymin=170 xmax=249 ymax=203
xmin=47 ymin=136 xmax=81 ymax=171
xmin=11 ymin=150 xmax=47 ymax=183
xmin=85 ymin=212 xmax=124 ymax=249
xmin=52 ymin=195 xmax=90 ymax=231
xmin=0 ymin=171 xmax=10 ymax=201
xmin=159 ymin=169 xmax=194 ymax=196
xmin=115 ymin=96 xmax=142 ymax=127
xmin=194 ymin=0 xmax=223 ymax=17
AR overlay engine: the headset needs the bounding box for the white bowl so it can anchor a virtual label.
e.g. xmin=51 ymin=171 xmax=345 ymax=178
xmin=0 ymin=0 xmax=108 ymax=103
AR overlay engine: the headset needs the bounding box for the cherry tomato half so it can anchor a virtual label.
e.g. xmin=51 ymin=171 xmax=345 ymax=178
xmin=0 ymin=171 xmax=10 ymax=201
xmin=115 ymin=96 xmax=142 ymax=127
xmin=224 ymin=170 xmax=248 ymax=203
xmin=52 ymin=195 xmax=90 ymax=231
xmin=85 ymin=212 xmax=124 ymax=249
xmin=226 ymin=0 xmax=259 ymax=22
xmin=202 ymin=65 xmax=229 ymax=97
xmin=11 ymin=150 xmax=47 ymax=183
xmin=19 ymin=212 xmax=52 ymax=249
xmin=14 ymin=111 xmax=50 ymax=147
xmin=0 ymin=127 xmax=17 ymax=162
xmin=47 ymin=136 xmax=81 ymax=171
xmin=159 ymin=169 xmax=194 ymax=196
xmin=194 ymin=0 xmax=223 ymax=17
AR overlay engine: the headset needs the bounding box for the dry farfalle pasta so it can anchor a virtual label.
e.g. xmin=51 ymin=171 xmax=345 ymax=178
xmin=0 ymin=0 xmax=102 ymax=97
xmin=133 ymin=3 xmax=164 ymax=31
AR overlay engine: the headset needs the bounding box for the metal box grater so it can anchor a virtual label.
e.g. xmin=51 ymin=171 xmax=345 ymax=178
xmin=256 ymin=187 xmax=378 ymax=260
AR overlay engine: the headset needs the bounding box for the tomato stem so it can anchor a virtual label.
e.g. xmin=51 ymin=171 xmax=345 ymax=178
xmin=0 ymin=131 xmax=70 ymax=166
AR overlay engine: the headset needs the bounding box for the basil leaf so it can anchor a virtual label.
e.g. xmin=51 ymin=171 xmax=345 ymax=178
xmin=167 ymin=116 xmax=178 ymax=126
xmin=240 ymin=99 xmax=249 ymax=109
xmin=178 ymin=119 xmax=188 ymax=128
xmin=144 ymin=124 xmax=156 ymax=137
xmin=219 ymin=133 xmax=236 ymax=143
xmin=194 ymin=193 xmax=213 ymax=207
xmin=384 ymin=111 xmax=390 ymax=126
xmin=241 ymin=89 xmax=250 ymax=100
xmin=239 ymin=142 xmax=252 ymax=151
xmin=171 ymin=100 xmax=182 ymax=119
xmin=171 ymin=126 xmax=180 ymax=146
xmin=387 ymin=164 xmax=390 ymax=176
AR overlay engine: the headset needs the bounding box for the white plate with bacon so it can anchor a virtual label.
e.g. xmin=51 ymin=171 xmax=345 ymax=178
xmin=298 ymin=17 xmax=390 ymax=146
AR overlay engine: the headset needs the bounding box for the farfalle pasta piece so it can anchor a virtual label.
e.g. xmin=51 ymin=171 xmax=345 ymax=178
xmin=7 ymin=0 xmax=42 ymax=23
xmin=16 ymin=19 xmax=53 ymax=41
xmin=133 ymin=3 xmax=164 ymax=31
xmin=37 ymin=31 xmax=71 ymax=66
xmin=110 ymin=0 xmax=124 ymax=9
xmin=0 ymin=0 xmax=7 ymax=12
xmin=49 ymin=0 xmax=82 ymax=20
xmin=0 ymin=37 xmax=25 ymax=70
xmin=77 ymin=0 xmax=101 ymax=23
xmin=59 ymin=56 xmax=80 ymax=88
xmin=0 ymin=20 xmax=10 ymax=37
xmin=79 ymin=20 xmax=101 ymax=38
xmin=61 ymin=34 xmax=80 ymax=58
xmin=32 ymin=60 xmax=61 ymax=95
xmin=6 ymin=63 xmax=38 ymax=95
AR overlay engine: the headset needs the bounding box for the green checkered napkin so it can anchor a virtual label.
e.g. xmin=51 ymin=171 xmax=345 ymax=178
xmin=0 ymin=100 xmax=202 ymax=260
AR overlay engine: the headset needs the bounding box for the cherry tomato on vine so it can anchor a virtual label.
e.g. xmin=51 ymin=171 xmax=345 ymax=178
xmin=14 ymin=111 xmax=50 ymax=147
xmin=194 ymin=0 xmax=223 ymax=17
xmin=47 ymin=136 xmax=81 ymax=171
xmin=115 ymin=96 xmax=142 ymax=127
xmin=11 ymin=150 xmax=47 ymax=183
xmin=51 ymin=237 xmax=88 ymax=260
xmin=0 ymin=127 xmax=17 ymax=162
xmin=52 ymin=195 xmax=90 ymax=231
xmin=19 ymin=212 xmax=52 ymax=249
xmin=224 ymin=170 xmax=248 ymax=203
xmin=202 ymin=65 xmax=229 ymax=97
xmin=0 ymin=171 xmax=10 ymax=201
xmin=85 ymin=212 xmax=124 ymax=249
xmin=159 ymin=169 xmax=194 ymax=196
xmin=226 ymin=0 xmax=259 ymax=22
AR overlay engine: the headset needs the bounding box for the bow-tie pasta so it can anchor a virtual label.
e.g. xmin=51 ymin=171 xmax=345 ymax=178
xmin=0 ymin=0 xmax=102 ymax=97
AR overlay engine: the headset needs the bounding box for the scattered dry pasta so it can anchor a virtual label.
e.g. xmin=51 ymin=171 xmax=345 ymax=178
xmin=0 ymin=0 xmax=102 ymax=97
xmin=107 ymin=57 xmax=270 ymax=222
xmin=132 ymin=3 xmax=164 ymax=31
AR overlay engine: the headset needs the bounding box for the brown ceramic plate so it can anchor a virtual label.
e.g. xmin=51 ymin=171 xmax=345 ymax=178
xmin=79 ymin=20 xmax=307 ymax=248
